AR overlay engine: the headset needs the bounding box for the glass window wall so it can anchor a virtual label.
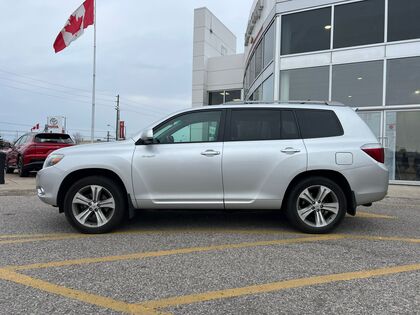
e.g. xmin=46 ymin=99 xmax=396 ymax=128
xmin=255 ymin=43 xmax=263 ymax=79
xmin=262 ymin=75 xmax=274 ymax=102
xmin=358 ymin=112 xmax=381 ymax=139
xmin=208 ymin=91 xmax=224 ymax=105
xmin=250 ymin=54 xmax=256 ymax=84
xmin=225 ymin=90 xmax=242 ymax=103
xmin=386 ymin=57 xmax=420 ymax=105
xmin=263 ymin=23 xmax=275 ymax=66
xmin=385 ymin=111 xmax=420 ymax=181
xmin=280 ymin=66 xmax=329 ymax=102
xmin=252 ymin=84 xmax=263 ymax=101
xmin=388 ymin=0 xmax=420 ymax=42
xmin=334 ymin=0 xmax=385 ymax=49
xmin=332 ymin=61 xmax=383 ymax=107
xmin=208 ymin=90 xmax=242 ymax=105
xmin=281 ymin=7 xmax=331 ymax=55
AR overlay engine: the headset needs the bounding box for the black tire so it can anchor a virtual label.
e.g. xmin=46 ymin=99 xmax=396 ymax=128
xmin=17 ymin=156 xmax=28 ymax=177
xmin=285 ymin=176 xmax=347 ymax=234
xmin=64 ymin=176 xmax=126 ymax=234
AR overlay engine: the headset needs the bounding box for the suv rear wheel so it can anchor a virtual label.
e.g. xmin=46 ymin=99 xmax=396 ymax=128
xmin=286 ymin=177 xmax=347 ymax=234
xmin=64 ymin=176 xmax=126 ymax=234
xmin=17 ymin=156 xmax=28 ymax=177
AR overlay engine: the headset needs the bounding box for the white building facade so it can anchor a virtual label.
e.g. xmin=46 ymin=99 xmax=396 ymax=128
xmin=192 ymin=0 xmax=420 ymax=185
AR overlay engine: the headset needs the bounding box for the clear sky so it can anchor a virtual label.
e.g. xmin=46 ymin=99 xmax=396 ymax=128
xmin=0 ymin=0 xmax=250 ymax=141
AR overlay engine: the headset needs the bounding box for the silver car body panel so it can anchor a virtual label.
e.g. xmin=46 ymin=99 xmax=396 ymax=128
xmin=37 ymin=140 xmax=137 ymax=207
xmin=37 ymin=103 xmax=388 ymax=211
xmin=222 ymin=138 xmax=307 ymax=209
xmin=132 ymin=142 xmax=224 ymax=209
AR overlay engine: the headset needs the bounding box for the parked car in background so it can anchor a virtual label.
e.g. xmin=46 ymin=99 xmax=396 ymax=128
xmin=6 ymin=133 xmax=74 ymax=177
xmin=36 ymin=102 xmax=388 ymax=234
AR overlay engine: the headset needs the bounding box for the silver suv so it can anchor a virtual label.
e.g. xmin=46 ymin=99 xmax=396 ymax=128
xmin=36 ymin=102 xmax=388 ymax=234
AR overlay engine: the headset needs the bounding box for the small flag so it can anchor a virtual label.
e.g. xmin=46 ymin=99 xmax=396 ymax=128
xmin=31 ymin=123 xmax=40 ymax=131
xmin=53 ymin=0 xmax=94 ymax=53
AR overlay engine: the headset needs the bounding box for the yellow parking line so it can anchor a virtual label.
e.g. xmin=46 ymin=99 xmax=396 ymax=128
xmin=0 ymin=233 xmax=79 ymax=239
xmin=355 ymin=211 xmax=396 ymax=219
xmin=140 ymin=263 xmax=420 ymax=310
xmin=0 ymin=268 xmax=157 ymax=315
xmin=9 ymin=235 xmax=343 ymax=271
xmin=349 ymin=235 xmax=420 ymax=244
xmin=0 ymin=235 xmax=93 ymax=245
xmin=0 ymin=228 xmax=300 ymax=245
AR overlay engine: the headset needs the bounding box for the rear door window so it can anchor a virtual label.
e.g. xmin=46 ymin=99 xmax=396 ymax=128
xmin=295 ymin=109 xmax=344 ymax=138
xmin=228 ymin=109 xmax=299 ymax=141
xmin=34 ymin=134 xmax=74 ymax=144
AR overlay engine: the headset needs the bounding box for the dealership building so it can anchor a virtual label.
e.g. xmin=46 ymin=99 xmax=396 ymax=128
xmin=192 ymin=0 xmax=420 ymax=184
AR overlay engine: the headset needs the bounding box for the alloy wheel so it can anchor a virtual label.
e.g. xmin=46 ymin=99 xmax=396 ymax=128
xmin=71 ymin=185 xmax=116 ymax=227
xmin=296 ymin=185 xmax=339 ymax=228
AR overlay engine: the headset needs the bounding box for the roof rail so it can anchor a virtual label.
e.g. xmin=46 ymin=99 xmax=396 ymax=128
xmin=224 ymin=100 xmax=346 ymax=106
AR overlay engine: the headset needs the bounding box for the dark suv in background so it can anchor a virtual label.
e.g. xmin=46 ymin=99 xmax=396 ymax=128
xmin=6 ymin=133 xmax=74 ymax=177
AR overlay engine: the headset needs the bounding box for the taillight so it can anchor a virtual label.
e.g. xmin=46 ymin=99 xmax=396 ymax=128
xmin=361 ymin=144 xmax=384 ymax=164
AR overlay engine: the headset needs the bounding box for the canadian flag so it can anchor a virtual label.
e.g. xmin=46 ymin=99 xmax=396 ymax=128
xmin=31 ymin=123 xmax=40 ymax=131
xmin=53 ymin=0 xmax=94 ymax=53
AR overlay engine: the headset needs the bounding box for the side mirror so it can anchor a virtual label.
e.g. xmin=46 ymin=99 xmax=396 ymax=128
xmin=140 ymin=129 xmax=154 ymax=143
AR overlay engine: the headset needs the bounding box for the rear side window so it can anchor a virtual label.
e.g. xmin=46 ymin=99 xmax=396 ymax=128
xmin=295 ymin=109 xmax=344 ymax=138
xmin=34 ymin=134 xmax=74 ymax=144
xmin=228 ymin=109 xmax=299 ymax=141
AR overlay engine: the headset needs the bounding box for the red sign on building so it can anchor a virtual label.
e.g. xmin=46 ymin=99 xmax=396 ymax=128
xmin=119 ymin=121 xmax=125 ymax=139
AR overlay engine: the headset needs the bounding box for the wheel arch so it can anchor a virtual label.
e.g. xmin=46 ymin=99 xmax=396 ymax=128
xmin=282 ymin=169 xmax=356 ymax=215
xmin=57 ymin=168 xmax=129 ymax=213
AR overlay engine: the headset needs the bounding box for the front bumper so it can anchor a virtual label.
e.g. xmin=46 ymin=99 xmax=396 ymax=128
xmin=36 ymin=166 xmax=65 ymax=206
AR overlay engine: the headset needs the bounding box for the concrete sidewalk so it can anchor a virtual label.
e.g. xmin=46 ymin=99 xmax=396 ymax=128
xmin=0 ymin=173 xmax=37 ymax=196
xmin=1 ymin=172 xmax=419 ymax=198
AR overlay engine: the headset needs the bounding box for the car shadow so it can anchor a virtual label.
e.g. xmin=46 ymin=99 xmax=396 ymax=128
xmin=124 ymin=209 xmax=294 ymax=232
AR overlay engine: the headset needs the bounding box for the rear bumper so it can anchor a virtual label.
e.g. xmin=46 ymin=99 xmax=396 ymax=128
xmin=342 ymin=163 xmax=389 ymax=206
xmin=24 ymin=160 xmax=45 ymax=171
xmin=36 ymin=166 xmax=64 ymax=206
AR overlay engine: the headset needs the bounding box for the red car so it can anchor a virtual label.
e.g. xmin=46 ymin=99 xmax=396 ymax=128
xmin=5 ymin=133 xmax=74 ymax=177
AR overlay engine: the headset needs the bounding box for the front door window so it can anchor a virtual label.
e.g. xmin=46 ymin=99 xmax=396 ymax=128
xmin=154 ymin=111 xmax=222 ymax=144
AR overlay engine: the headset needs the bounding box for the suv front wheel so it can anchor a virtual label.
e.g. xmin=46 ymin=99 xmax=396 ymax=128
xmin=64 ymin=176 xmax=126 ymax=234
xmin=286 ymin=177 xmax=347 ymax=234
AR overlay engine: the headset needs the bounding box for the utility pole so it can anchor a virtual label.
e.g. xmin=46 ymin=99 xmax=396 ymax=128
xmin=115 ymin=94 xmax=120 ymax=141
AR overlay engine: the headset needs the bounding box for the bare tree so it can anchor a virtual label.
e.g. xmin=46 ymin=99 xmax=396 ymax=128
xmin=72 ymin=132 xmax=83 ymax=145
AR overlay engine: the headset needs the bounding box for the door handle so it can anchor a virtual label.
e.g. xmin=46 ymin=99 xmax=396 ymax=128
xmin=281 ymin=147 xmax=301 ymax=154
xmin=201 ymin=150 xmax=221 ymax=157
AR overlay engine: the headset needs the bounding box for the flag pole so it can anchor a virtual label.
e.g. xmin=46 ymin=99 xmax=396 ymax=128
xmin=90 ymin=0 xmax=96 ymax=143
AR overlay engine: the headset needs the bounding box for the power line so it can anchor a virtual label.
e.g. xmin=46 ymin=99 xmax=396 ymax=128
xmin=119 ymin=96 xmax=171 ymax=115
xmin=0 ymin=83 xmax=116 ymax=109
xmin=0 ymin=68 xmax=115 ymax=98
xmin=0 ymin=76 xmax=115 ymax=104
xmin=0 ymin=68 xmax=178 ymax=118
xmin=68 ymin=128 xmax=108 ymax=133
xmin=0 ymin=129 xmax=28 ymax=133
xmin=0 ymin=121 xmax=32 ymax=127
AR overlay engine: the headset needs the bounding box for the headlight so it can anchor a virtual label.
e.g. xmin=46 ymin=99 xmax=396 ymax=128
xmin=44 ymin=154 xmax=64 ymax=168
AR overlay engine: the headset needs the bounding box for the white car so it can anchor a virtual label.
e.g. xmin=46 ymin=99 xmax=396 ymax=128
xmin=37 ymin=102 xmax=389 ymax=234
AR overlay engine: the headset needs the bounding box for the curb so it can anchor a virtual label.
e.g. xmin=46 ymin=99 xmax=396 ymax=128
xmin=0 ymin=189 xmax=36 ymax=196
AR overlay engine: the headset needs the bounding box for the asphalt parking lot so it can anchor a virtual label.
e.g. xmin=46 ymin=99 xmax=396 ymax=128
xmin=0 ymin=179 xmax=419 ymax=314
